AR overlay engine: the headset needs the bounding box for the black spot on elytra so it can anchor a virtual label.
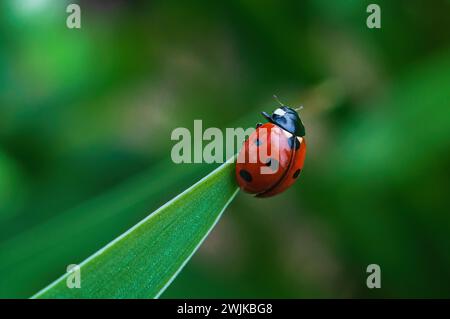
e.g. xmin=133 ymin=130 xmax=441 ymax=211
xmin=239 ymin=169 xmax=252 ymax=182
xmin=288 ymin=136 xmax=300 ymax=150
xmin=265 ymin=158 xmax=279 ymax=171
xmin=293 ymin=169 xmax=301 ymax=179
xmin=255 ymin=138 xmax=262 ymax=146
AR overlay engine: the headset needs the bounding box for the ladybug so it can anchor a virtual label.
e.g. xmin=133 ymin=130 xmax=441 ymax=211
xmin=235 ymin=102 xmax=306 ymax=197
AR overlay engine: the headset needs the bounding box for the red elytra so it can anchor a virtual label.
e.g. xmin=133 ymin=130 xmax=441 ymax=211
xmin=235 ymin=106 xmax=306 ymax=197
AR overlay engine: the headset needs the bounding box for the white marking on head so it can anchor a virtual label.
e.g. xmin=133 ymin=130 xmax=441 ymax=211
xmin=273 ymin=108 xmax=286 ymax=116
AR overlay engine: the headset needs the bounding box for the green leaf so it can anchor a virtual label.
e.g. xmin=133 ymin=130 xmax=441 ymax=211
xmin=0 ymin=160 xmax=209 ymax=298
xmin=32 ymin=158 xmax=239 ymax=298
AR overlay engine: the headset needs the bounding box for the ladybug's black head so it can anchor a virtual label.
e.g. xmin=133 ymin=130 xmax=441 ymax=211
xmin=262 ymin=106 xmax=305 ymax=137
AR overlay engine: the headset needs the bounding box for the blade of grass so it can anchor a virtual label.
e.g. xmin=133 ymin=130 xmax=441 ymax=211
xmin=0 ymin=159 xmax=209 ymax=298
xmin=32 ymin=158 xmax=239 ymax=298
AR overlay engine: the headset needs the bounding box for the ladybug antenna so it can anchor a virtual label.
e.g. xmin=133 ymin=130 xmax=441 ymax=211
xmin=273 ymin=94 xmax=285 ymax=107
xmin=294 ymin=105 xmax=304 ymax=112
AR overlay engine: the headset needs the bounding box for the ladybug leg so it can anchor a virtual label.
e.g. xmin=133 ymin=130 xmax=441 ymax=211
xmin=256 ymin=123 xmax=262 ymax=128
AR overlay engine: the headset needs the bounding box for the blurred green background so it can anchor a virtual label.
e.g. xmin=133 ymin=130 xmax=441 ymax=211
xmin=1 ymin=0 xmax=450 ymax=298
